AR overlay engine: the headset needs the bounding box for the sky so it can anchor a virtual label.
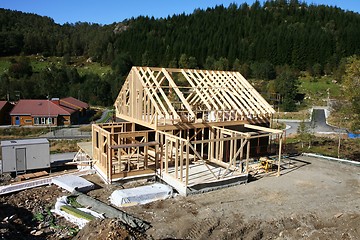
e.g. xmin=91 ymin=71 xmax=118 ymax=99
xmin=0 ymin=0 xmax=359 ymax=25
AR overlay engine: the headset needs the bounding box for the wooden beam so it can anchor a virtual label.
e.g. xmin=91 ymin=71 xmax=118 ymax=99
xmin=277 ymin=133 xmax=283 ymax=177
xmin=110 ymin=141 xmax=159 ymax=149
xmin=244 ymin=124 xmax=283 ymax=134
xmin=161 ymin=68 xmax=196 ymax=119
xmin=133 ymin=68 xmax=166 ymax=118
xmin=187 ymin=70 xmax=219 ymax=110
xmin=233 ymin=72 xmax=275 ymax=114
xmin=181 ymin=69 xmax=212 ymax=110
xmin=142 ymin=67 xmax=179 ymax=119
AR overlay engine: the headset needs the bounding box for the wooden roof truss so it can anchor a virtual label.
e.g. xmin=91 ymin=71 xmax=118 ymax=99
xmin=90 ymin=67 xmax=285 ymax=194
xmin=115 ymin=67 xmax=275 ymax=129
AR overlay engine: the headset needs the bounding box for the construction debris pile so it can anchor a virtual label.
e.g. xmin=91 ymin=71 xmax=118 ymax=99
xmin=0 ymin=171 xmax=153 ymax=239
xmin=0 ymin=184 xmax=76 ymax=239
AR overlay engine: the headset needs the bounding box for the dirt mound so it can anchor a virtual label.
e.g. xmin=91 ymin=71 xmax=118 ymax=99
xmin=74 ymin=218 xmax=152 ymax=240
xmin=0 ymin=185 xmax=77 ymax=239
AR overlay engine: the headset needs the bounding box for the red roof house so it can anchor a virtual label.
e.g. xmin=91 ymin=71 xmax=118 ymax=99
xmin=10 ymin=97 xmax=90 ymax=126
xmin=10 ymin=99 xmax=73 ymax=126
xmin=60 ymin=97 xmax=89 ymax=111
xmin=0 ymin=101 xmax=14 ymax=125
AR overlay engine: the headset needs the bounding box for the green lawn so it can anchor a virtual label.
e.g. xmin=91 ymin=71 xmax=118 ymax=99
xmin=299 ymin=76 xmax=341 ymax=106
xmin=0 ymin=55 xmax=112 ymax=77
xmin=76 ymin=63 xmax=111 ymax=76
xmin=0 ymin=58 xmax=11 ymax=74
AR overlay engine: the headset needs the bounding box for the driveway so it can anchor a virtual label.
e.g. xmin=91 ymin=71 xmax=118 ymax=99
xmin=280 ymin=108 xmax=346 ymax=135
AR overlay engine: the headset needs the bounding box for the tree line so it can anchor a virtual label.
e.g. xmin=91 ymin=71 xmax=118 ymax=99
xmin=1 ymin=0 xmax=360 ymax=108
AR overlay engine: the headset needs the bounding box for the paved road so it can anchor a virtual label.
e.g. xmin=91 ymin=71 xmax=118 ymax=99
xmin=282 ymin=108 xmax=346 ymax=135
xmin=96 ymin=109 xmax=114 ymax=123
xmin=50 ymin=152 xmax=77 ymax=165
xmin=312 ymin=108 xmax=337 ymax=133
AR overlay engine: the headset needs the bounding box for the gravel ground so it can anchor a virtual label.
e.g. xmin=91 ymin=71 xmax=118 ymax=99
xmin=0 ymin=155 xmax=359 ymax=239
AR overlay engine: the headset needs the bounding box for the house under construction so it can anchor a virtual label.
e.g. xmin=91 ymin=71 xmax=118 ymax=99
xmin=88 ymin=67 xmax=283 ymax=195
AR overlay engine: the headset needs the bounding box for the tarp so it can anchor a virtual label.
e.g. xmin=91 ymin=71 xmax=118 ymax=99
xmin=52 ymin=175 xmax=94 ymax=193
xmin=348 ymin=133 xmax=360 ymax=139
xmin=74 ymin=191 xmax=151 ymax=232
xmin=110 ymin=183 xmax=173 ymax=207
xmin=52 ymin=196 xmax=103 ymax=229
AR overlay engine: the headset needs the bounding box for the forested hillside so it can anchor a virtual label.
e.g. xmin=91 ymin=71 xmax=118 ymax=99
xmin=1 ymin=0 xmax=360 ymax=107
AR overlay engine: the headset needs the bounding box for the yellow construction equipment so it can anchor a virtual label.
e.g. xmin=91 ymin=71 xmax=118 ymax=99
xmin=259 ymin=157 xmax=274 ymax=172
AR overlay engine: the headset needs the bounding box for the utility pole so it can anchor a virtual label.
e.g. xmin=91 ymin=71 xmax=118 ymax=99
xmin=337 ymin=116 xmax=342 ymax=159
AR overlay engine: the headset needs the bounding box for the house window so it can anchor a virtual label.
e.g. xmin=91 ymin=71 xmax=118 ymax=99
xmin=25 ymin=119 xmax=32 ymax=123
xmin=34 ymin=117 xmax=55 ymax=125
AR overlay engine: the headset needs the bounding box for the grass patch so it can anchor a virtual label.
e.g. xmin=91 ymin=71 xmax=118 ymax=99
xmin=79 ymin=125 xmax=92 ymax=132
xmin=67 ymin=196 xmax=84 ymax=208
xmin=0 ymin=127 xmax=49 ymax=140
xmin=271 ymin=121 xmax=286 ymax=129
xmin=89 ymin=109 xmax=103 ymax=122
xmin=0 ymin=55 xmax=112 ymax=77
xmin=0 ymin=58 xmax=11 ymax=74
xmin=76 ymin=62 xmax=111 ymax=77
xmin=97 ymin=109 xmax=114 ymax=123
xmin=298 ymin=75 xmax=341 ymax=106
xmin=274 ymin=109 xmax=310 ymax=120
xmin=285 ymin=135 xmax=360 ymax=160
xmin=49 ymin=139 xmax=79 ymax=154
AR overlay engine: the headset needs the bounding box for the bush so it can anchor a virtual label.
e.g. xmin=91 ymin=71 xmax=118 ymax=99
xmin=89 ymin=110 xmax=103 ymax=122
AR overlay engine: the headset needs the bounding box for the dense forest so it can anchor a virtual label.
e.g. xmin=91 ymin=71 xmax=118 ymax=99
xmin=0 ymin=0 xmax=360 ymax=108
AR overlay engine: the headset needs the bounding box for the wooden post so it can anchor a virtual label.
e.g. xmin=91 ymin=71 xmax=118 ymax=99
xmin=209 ymin=128 xmax=214 ymax=161
xmin=144 ymin=133 xmax=148 ymax=169
xmin=180 ymin=141 xmax=184 ymax=182
xmin=165 ymin=139 xmax=169 ymax=173
xmin=201 ymin=128 xmax=204 ymax=159
xmin=246 ymin=140 xmax=250 ymax=173
xmin=194 ymin=128 xmax=197 ymax=162
xmin=239 ymin=138 xmax=243 ymax=172
xmin=155 ymin=131 xmax=159 ymax=171
xmin=175 ymin=139 xmax=179 ymax=179
xmin=229 ymin=133 xmax=234 ymax=164
xmin=215 ymin=129 xmax=220 ymax=161
xmin=277 ymin=134 xmax=283 ymax=177
xmin=185 ymin=137 xmax=190 ymax=186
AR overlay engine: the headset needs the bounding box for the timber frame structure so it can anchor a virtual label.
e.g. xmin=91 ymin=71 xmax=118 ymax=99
xmin=92 ymin=67 xmax=283 ymax=195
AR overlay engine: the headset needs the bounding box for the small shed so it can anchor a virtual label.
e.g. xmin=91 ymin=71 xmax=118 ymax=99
xmin=1 ymin=138 xmax=50 ymax=174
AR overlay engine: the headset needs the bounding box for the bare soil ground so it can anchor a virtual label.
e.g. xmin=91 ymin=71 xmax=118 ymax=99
xmin=1 ymin=155 xmax=359 ymax=239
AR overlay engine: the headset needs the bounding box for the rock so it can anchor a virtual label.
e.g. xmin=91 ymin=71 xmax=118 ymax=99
xmin=34 ymin=230 xmax=43 ymax=236
xmin=38 ymin=222 xmax=46 ymax=229
xmin=334 ymin=213 xmax=343 ymax=218
xmin=9 ymin=214 xmax=18 ymax=221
